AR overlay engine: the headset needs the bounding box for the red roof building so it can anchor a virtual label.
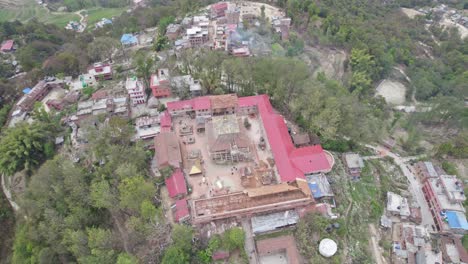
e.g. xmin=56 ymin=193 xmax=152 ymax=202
xmin=160 ymin=110 xmax=172 ymax=132
xmin=91 ymin=90 xmax=108 ymax=100
xmin=0 ymin=40 xmax=14 ymax=52
xmin=150 ymin=69 xmax=171 ymax=98
xmin=166 ymin=94 xmax=333 ymax=182
xmin=174 ymin=198 xmax=190 ymax=222
xmin=166 ymin=169 xmax=187 ymax=198
xmin=212 ymin=251 xmax=230 ymax=260
xmin=211 ymin=2 xmax=228 ymax=18
xmin=238 ymin=95 xmax=333 ymax=182
xmin=154 ymin=132 xmax=182 ymax=169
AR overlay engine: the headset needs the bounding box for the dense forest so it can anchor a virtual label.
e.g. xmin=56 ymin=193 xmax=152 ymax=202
xmin=0 ymin=0 xmax=466 ymax=263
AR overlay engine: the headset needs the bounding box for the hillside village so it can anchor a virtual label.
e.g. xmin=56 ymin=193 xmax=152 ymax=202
xmin=0 ymin=0 xmax=467 ymax=264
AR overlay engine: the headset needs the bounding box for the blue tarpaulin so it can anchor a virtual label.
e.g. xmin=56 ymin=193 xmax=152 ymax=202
xmin=308 ymin=182 xmax=322 ymax=198
xmin=120 ymin=34 xmax=137 ymax=45
xmin=22 ymin=88 xmax=32 ymax=94
xmin=446 ymin=211 xmax=468 ymax=230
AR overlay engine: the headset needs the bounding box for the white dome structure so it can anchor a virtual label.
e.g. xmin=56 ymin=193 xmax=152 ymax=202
xmin=319 ymin=238 xmax=338 ymax=258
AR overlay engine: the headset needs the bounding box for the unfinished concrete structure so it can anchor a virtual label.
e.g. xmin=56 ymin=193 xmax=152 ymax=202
xmin=191 ymin=179 xmax=313 ymax=224
xmin=206 ymin=115 xmax=252 ymax=162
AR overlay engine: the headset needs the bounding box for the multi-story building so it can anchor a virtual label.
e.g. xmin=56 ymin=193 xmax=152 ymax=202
xmin=187 ymin=26 xmax=209 ymax=47
xmin=125 ymin=77 xmax=146 ymax=105
xmin=422 ymin=174 xmax=467 ymax=233
xmin=414 ymin=161 xmax=440 ymax=181
xmin=150 ymin=68 xmax=171 ymax=98
xmin=88 ymin=62 xmax=113 ymax=80
xmin=166 ymin=24 xmax=181 ymax=41
xmin=16 ymin=80 xmax=64 ymax=111
xmin=211 ymin=2 xmax=228 ymax=18
xmin=343 ymin=153 xmax=365 ymax=179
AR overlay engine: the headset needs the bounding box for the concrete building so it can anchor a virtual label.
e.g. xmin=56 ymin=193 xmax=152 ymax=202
xmin=343 ymin=153 xmax=365 ymax=179
xmin=422 ymin=175 xmax=467 ymax=232
xmin=187 ymin=26 xmax=209 ymax=47
xmin=150 ymin=68 xmax=171 ymax=98
xmin=125 ymin=77 xmax=146 ymax=105
xmin=16 ymin=80 xmax=64 ymax=111
xmin=135 ymin=115 xmax=161 ymax=139
xmin=72 ymin=74 xmax=96 ymax=91
xmin=171 ymin=75 xmax=202 ymax=97
xmin=414 ymin=161 xmax=439 ymax=181
xmin=166 ymin=24 xmax=181 ymax=40
xmin=387 ymin=192 xmax=411 ymax=219
xmin=211 ymin=2 xmax=229 ymax=18
xmin=226 ymin=6 xmax=241 ymax=24
xmin=206 ymin=114 xmax=251 ymax=162
xmin=75 ymin=97 xmax=129 ymax=120
xmin=88 ymin=63 xmax=112 ymax=80
xmin=191 ymin=179 xmax=313 ymax=224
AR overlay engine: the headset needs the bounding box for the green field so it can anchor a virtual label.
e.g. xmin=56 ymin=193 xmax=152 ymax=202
xmin=85 ymin=7 xmax=126 ymax=25
xmin=0 ymin=0 xmax=125 ymax=28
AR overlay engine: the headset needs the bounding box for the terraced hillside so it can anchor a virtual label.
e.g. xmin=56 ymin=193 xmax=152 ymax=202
xmin=0 ymin=0 xmax=124 ymax=28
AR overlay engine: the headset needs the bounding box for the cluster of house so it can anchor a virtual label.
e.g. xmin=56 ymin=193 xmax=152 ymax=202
xmin=383 ymin=160 xmax=468 ymax=264
xmin=414 ymin=161 xmax=467 ymax=234
xmin=166 ymin=1 xmax=290 ymax=56
xmin=148 ymin=93 xmax=336 ymax=226
xmin=65 ymin=21 xmax=85 ymax=32
xmin=95 ymin=18 xmax=113 ymax=29
xmin=418 ymin=4 xmax=468 ymax=27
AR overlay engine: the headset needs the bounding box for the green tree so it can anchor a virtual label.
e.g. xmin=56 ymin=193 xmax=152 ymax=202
xmin=140 ymin=199 xmax=157 ymax=220
xmin=162 ymin=245 xmax=189 ymax=264
xmin=134 ymin=54 xmax=156 ymax=93
xmin=171 ymin=224 xmax=193 ymax=253
xmin=0 ymin=122 xmax=53 ymax=175
xmin=223 ymin=227 xmax=245 ymax=251
xmin=118 ymin=176 xmax=156 ymax=211
xmin=88 ymin=37 xmax=120 ymax=63
xmin=117 ymin=253 xmax=139 ymax=264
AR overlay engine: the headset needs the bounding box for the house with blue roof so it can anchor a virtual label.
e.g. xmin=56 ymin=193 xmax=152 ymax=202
xmin=121 ymin=33 xmax=138 ymax=47
xmin=445 ymin=211 xmax=468 ymax=233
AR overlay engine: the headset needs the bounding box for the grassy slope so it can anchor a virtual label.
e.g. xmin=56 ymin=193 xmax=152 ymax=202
xmin=85 ymin=7 xmax=126 ymax=25
xmin=0 ymin=0 xmax=125 ymax=28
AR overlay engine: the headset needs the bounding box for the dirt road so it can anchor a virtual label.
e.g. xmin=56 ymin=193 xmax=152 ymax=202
xmin=369 ymin=224 xmax=386 ymax=264
xmin=241 ymin=219 xmax=259 ymax=264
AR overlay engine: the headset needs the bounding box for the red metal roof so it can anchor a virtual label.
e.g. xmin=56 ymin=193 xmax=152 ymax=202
xmin=212 ymin=2 xmax=228 ymax=11
xmin=91 ymin=90 xmax=108 ymax=100
xmin=0 ymin=40 xmax=14 ymax=51
xmin=165 ymin=94 xmax=332 ymax=182
xmin=193 ymin=97 xmax=211 ymax=110
xmin=238 ymin=95 xmax=331 ymax=182
xmin=165 ymin=169 xmax=187 ymax=198
xmin=160 ymin=110 xmax=172 ymax=128
xmin=290 ymin=145 xmax=331 ymax=175
xmin=167 ymin=97 xmax=211 ymax=111
xmin=174 ymin=198 xmax=190 ymax=222
xmin=212 ymin=251 xmax=230 ymax=260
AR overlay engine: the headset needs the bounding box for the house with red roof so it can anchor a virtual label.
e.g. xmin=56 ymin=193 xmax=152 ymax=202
xmin=166 ymin=169 xmax=187 ymax=199
xmin=150 ymin=68 xmax=171 ymax=98
xmin=211 ymin=2 xmax=229 ymax=18
xmin=174 ymin=198 xmax=190 ymax=222
xmin=0 ymin=40 xmax=15 ymax=52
